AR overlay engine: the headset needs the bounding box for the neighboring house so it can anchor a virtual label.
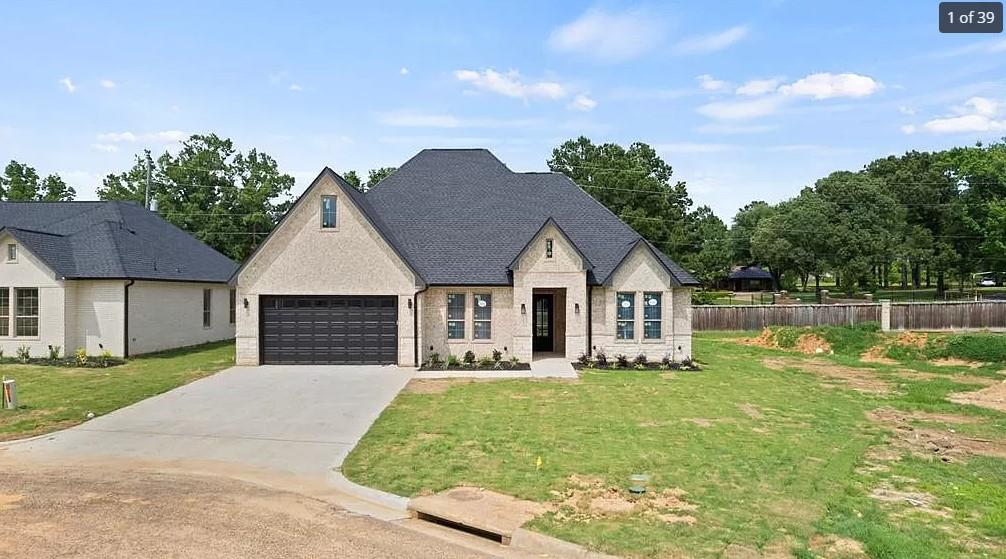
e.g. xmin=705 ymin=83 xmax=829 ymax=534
xmin=234 ymin=149 xmax=700 ymax=366
xmin=0 ymin=201 xmax=237 ymax=358
xmin=725 ymin=265 xmax=775 ymax=292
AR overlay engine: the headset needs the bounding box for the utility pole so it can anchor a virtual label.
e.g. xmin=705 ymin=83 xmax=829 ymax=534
xmin=144 ymin=149 xmax=153 ymax=210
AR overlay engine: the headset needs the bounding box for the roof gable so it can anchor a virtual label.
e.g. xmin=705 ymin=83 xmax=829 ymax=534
xmin=508 ymin=217 xmax=594 ymax=272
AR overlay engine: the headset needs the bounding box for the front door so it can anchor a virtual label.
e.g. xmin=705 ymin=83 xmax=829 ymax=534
xmin=532 ymin=294 xmax=553 ymax=352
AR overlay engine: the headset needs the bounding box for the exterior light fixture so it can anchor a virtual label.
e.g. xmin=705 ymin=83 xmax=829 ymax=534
xmin=243 ymin=298 xmax=249 ymax=309
xmin=574 ymin=302 xmax=580 ymax=314
xmin=521 ymin=303 xmax=527 ymax=315
xmin=408 ymin=298 xmax=413 ymax=310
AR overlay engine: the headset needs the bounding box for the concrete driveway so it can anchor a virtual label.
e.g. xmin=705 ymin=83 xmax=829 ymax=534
xmin=3 ymin=365 xmax=414 ymax=478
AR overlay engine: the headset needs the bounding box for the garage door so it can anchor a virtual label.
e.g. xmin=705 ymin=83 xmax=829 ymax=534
xmin=260 ymin=295 xmax=398 ymax=365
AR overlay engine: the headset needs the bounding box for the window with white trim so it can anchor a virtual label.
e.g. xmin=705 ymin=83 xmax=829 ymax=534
xmin=6 ymin=244 xmax=15 ymax=262
xmin=473 ymin=293 xmax=492 ymax=339
xmin=321 ymin=196 xmax=337 ymax=228
xmin=616 ymin=292 xmax=634 ymax=340
xmin=643 ymin=292 xmax=661 ymax=339
xmin=202 ymin=289 xmax=212 ymax=328
xmin=15 ymin=287 xmax=38 ymax=337
xmin=0 ymin=287 xmax=8 ymax=336
xmin=545 ymin=238 xmax=553 ymax=258
xmin=447 ymin=293 xmax=465 ymax=339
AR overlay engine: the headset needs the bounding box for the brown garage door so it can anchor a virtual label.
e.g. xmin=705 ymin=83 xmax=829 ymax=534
xmin=260 ymin=295 xmax=398 ymax=365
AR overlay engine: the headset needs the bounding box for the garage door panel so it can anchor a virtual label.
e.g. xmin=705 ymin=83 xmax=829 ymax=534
xmin=260 ymin=295 xmax=398 ymax=365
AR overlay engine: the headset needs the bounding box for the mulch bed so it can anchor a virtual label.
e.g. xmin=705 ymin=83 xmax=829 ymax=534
xmin=418 ymin=362 xmax=531 ymax=372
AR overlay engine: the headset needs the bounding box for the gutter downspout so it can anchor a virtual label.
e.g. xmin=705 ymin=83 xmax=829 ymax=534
xmin=586 ymin=282 xmax=593 ymax=356
xmin=413 ymin=285 xmax=429 ymax=367
xmin=123 ymin=280 xmax=135 ymax=358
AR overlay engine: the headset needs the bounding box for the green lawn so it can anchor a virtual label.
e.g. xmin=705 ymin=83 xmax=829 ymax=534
xmin=0 ymin=341 xmax=234 ymax=441
xmin=343 ymin=332 xmax=1006 ymax=558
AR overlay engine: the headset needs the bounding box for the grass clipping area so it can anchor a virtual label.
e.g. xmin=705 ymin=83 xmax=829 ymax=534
xmin=344 ymin=328 xmax=1006 ymax=559
xmin=0 ymin=341 xmax=234 ymax=441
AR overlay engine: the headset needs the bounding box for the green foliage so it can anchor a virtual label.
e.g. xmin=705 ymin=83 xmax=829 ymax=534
xmin=340 ymin=166 xmax=397 ymax=192
xmin=75 ymin=347 xmax=88 ymax=367
xmin=46 ymin=345 xmax=61 ymax=360
xmin=929 ymin=333 xmax=1006 ymax=362
xmin=16 ymin=345 xmax=30 ymax=363
xmin=446 ymin=354 xmax=460 ymax=367
xmin=771 ymin=327 xmax=802 ymax=348
xmin=766 ymin=323 xmax=881 ymax=355
xmin=0 ymin=160 xmax=75 ymax=201
xmin=691 ymin=290 xmax=720 ymax=305
xmin=462 ymin=350 xmax=476 ymax=365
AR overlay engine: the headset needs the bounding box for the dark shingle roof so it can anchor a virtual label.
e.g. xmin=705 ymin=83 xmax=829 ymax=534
xmin=0 ymin=201 xmax=237 ymax=282
xmin=364 ymin=149 xmax=699 ymax=286
xmin=729 ymin=265 xmax=773 ymax=280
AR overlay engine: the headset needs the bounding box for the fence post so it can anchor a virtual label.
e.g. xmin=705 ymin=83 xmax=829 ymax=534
xmin=880 ymin=299 xmax=891 ymax=332
xmin=820 ymin=289 xmax=829 ymax=304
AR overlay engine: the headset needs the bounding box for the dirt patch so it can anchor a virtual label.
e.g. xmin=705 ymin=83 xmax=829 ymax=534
xmin=763 ymin=357 xmax=891 ymax=394
xmin=933 ymin=357 xmax=984 ymax=369
xmin=0 ymin=493 xmax=24 ymax=510
xmin=868 ymin=407 xmax=1006 ymax=462
xmin=949 ymin=381 xmax=1006 ymax=412
xmin=683 ymin=418 xmax=714 ymax=427
xmin=869 ymin=407 xmax=983 ymax=425
xmin=808 ymin=534 xmax=868 ymax=558
xmin=897 ymin=331 xmax=929 ymax=349
xmin=551 ymin=475 xmax=696 ymax=525
xmin=739 ymin=328 xmax=776 ymax=349
xmin=737 ymin=403 xmax=765 ymax=420
xmin=402 ymin=378 xmax=504 ymax=394
xmin=740 ymin=328 xmax=833 ymax=355
xmin=861 ymin=344 xmax=897 ymax=364
xmin=891 ymin=370 xmax=999 ymax=386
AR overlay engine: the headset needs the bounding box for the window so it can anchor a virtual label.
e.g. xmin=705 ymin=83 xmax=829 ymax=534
xmin=643 ymin=292 xmax=662 ymax=339
xmin=447 ymin=293 xmax=465 ymax=339
xmin=321 ymin=196 xmax=337 ymax=228
xmin=15 ymin=287 xmax=38 ymax=337
xmin=202 ymin=289 xmax=212 ymax=328
xmin=6 ymin=244 xmax=15 ymax=262
xmin=474 ymin=293 xmax=492 ymax=339
xmin=229 ymin=289 xmax=236 ymax=324
xmin=616 ymin=292 xmax=635 ymax=340
xmin=545 ymin=238 xmax=553 ymax=259
xmin=0 ymin=288 xmax=8 ymax=336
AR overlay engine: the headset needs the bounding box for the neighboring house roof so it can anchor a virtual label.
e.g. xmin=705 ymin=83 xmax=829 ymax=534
xmin=365 ymin=149 xmax=700 ymax=286
xmin=729 ymin=265 xmax=773 ymax=280
xmin=0 ymin=201 xmax=237 ymax=282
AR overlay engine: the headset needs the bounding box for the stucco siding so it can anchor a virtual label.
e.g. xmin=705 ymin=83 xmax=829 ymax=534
xmin=235 ymin=174 xmax=418 ymax=365
xmin=128 ymin=281 xmax=234 ymax=355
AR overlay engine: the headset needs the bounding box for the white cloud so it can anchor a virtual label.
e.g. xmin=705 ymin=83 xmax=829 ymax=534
xmin=90 ymin=143 xmax=119 ymax=153
xmin=778 ymin=72 xmax=881 ymax=99
xmin=96 ymin=130 xmax=186 ymax=143
xmin=898 ymin=105 xmax=915 ymax=115
xmin=736 ymin=78 xmax=780 ymax=96
xmin=548 ymin=8 xmax=663 ymax=62
xmin=568 ymin=94 xmax=597 ymax=112
xmin=399 ymin=67 xmax=409 ymax=75
xmin=59 ymin=77 xmax=76 ymax=93
xmin=697 ymin=96 xmax=784 ymax=120
xmin=908 ymin=96 xmax=1006 ymax=134
xmin=696 ymin=74 xmax=728 ymax=92
xmin=900 ymin=124 xmax=917 ymax=135
xmin=960 ymin=96 xmax=999 ymax=117
xmin=100 ymin=79 xmax=116 ymax=89
xmin=674 ymin=25 xmax=749 ymax=54
xmin=695 ymin=122 xmax=779 ymax=134
xmin=288 ymin=83 xmax=303 ymax=91
xmin=454 ymin=68 xmax=566 ymax=100
xmin=378 ymin=110 xmax=541 ymax=129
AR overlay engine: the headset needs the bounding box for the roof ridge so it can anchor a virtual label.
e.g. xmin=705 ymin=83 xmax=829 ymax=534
xmin=0 ymin=225 xmax=64 ymax=237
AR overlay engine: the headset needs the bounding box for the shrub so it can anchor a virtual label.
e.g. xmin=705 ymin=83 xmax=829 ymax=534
xmin=633 ymin=353 xmax=648 ymax=366
xmin=99 ymin=350 xmax=113 ymax=367
xmin=492 ymin=348 xmax=503 ymax=362
xmin=16 ymin=345 xmax=30 ymax=363
xmin=478 ymin=356 xmax=495 ymax=368
xmin=594 ymin=351 xmax=608 ymax=368
xmin=615 ymin=354 xmax=629 ymax=368
xmin=426 ymin=352 xmax=443 ymax=367
xmin=691 ymin=290 xmax=719 ymax=305
xmin=772 ymin=327 xmax=802 ymax=348
xmin=0 ymin=349 xmax=4 ymax=360
xmin=933 ymin=333 xmax=1006 ymax=362
xmin=47 ymin=345 xmax=61 ymax=360
xmin=577 ymin=352 xmax=591 ymax=366
xmin=447 ymin=354 xmax=461 ymax=367
xmin=75 ymin=347 xmax=89 ymax=367
xmin=660 ymin=354 xmax=673 ymax=369
xmin=681 ymin=357 xmax=699 ymax=371
xmin=509 ymin=355 xmax=520 ymax=366
xmin=463 ymin=350 xmax=476 ymax=366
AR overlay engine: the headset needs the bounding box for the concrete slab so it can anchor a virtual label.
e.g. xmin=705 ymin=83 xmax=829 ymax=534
xmin=409 ymin=487 xmax=547 ymax=545
xmin=530 ymin=355 xmax=578 ymax=378
xmin=3 ymin=364 xmax=414 ymax=477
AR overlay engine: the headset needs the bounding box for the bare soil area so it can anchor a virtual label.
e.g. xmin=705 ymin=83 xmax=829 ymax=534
xmin=949 ymin=381 xmax=1006 ymax=412
xmin=762 ymin=357 xmax=891 ymax=394
xmin=867 ymin=408 xmax=1006 ymax=462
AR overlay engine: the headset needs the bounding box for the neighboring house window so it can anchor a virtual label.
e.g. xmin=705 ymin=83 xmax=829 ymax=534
xmin=545 ymin=238 xmax=553 ymax=259
xmin=6 ymin=244 xmax=15 ymax=262
xmin=15 ymin=287 xmax=38 ymax=337
xmin=202 ymin=289 xmax=212 ymax=328
xmin=447 ymin=293 xmax=465 ymax=339
xmin=643 ymin=292 xmax=662 ymax=339
xmin=0 ymin=287 xmax=8 ymax=336
xmin=616 ymin=292 xmax=635 ymax=340
xmin=229 ymin=289 xmax=236 ymax=324
xmin=321 ymin=196 xmax=337 ymax=228
xmin=473 ymin=293 xmax=492 ymax=340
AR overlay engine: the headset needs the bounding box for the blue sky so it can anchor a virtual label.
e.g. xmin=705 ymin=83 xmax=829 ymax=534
xmin=1 ymin=1 xmax=1005 ymax=219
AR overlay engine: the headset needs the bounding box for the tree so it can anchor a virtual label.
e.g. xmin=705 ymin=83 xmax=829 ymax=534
xmin=367 ymin=167 xmax=396 ymax=188
xmin=729 ymin=201 xmax=775 ymax=265
xmin=0 ymin=160 xmax=75 ymax=201
xmin=682 ymin=206 xmax=732 ymax=285
xmin=99 ymin=134 xmax=295 ymax=261
xmin=548 ymin=137 xmax=694 ymax=261
xmin=342 ymin=170 xmax=363 ymax=190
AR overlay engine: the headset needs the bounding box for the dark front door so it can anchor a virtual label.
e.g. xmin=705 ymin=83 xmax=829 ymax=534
xmin=260 ymin=295 xmax=398 ymax=365
xmin=532 ymin=294 xmax=553 ymax=352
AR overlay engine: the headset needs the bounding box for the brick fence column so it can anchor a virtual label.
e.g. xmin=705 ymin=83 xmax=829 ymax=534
xmin=880 ymin=299 xmax=891 ymax=331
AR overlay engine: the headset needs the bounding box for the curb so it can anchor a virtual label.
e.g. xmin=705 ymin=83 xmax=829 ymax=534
xmin=510 ymin=528 xmax=621 ymax=558
xmin=328 ymin=470 xmax=410 ymax=511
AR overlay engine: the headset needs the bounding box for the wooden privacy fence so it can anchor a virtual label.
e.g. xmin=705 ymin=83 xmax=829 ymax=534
xmin=693 ymin=301 xmax=1006 ymax=331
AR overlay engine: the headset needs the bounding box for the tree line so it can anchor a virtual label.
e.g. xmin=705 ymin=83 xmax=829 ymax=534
xmin=3 ymin=133 xmax=1005 ymax=294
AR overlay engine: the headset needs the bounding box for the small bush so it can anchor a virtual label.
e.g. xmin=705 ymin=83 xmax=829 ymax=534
xmin=47 ymin=345 xmax=61 ymax=360
xmin=426 ymin=352 xmax=443 ymax=367
xmin=691 ymin=290 xmax=719 ymax=305
xmin=660 ymin=354 xmax=673 ymax=369
xmin=615 ymin=354 xmax=629 ymax=368
xmin=463 ymin=350 xmax=476 ymax=366
xmin=633 ymin=353 xmax=647 ymax=366
xmin=594 ymin=351 xmax=608 ymax=368
xmin=509 ymin=355 xmax=520 ymax=365
xmin=16 ymin=345 xmax=30 ymax=363
xmin=932 ymin=334 xmax=1006 ymax=362
xmin=772 ymin=327 xmax=802 ymax=348
xmin=99 ymin=350 xmax=113 ymax=367
xmin=75 ymin=347 xmax=89 ymax=367
xmin=492 ymin=348 xmax=503 ymax=362
xmin=577 ymin=352 xmax=591 ymax=366
xmin=477 ymin=355 xmax=495 ymax=368
xmin=447 ymin=354 xmax=461 ymax=367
